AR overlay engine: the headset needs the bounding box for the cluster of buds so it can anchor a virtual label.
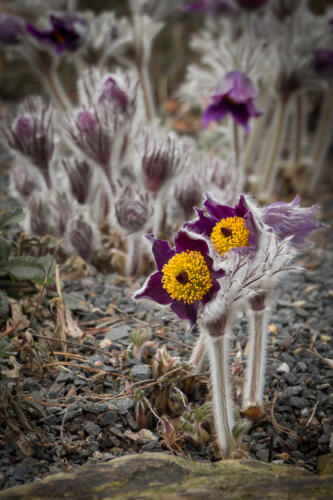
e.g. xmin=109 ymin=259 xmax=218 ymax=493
xmin=134 ymin=190 xmax=322 ymax=457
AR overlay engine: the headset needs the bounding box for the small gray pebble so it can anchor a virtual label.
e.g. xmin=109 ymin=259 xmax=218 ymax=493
xmin=82 ymin=421 xmax=101 ymax=437
xmin=131 ymin=364 xmax=152 ymax=381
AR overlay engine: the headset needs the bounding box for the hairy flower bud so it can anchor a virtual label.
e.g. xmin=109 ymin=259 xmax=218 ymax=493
xmin=0 ymin=98 xmax=55 ymax=188
xmin=11 ymin=165 xmax=39 ymax=200
xmin=67 ymin=214 xmax=100 ymax=262
xmin=140 ymin=132 xmax=188 ymax=194
xmin=63 ymin=158 xmax=93 ymax=205
xmin=115 ymin=186 xmax=152 ymax=234
xmin=0 ymin=14 xmax=23 ymax=45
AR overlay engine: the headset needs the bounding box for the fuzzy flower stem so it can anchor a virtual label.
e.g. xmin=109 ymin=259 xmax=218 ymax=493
xmin=138 ymin=62 xmax=155 ymax=122
xmin=205 ymin=321 xmax=234 ymax=458
xmin=290 ymin=93 xmax=305 ymax=175
xmin=242 ymin=294 xmax=269 ymax=410
xmin=190 ymin=331 xmax=206 ymax=374
xmin=232 ymin=121 xmax=240 ymax=166
xmin=41 ymin=68 xmax=72 ymax=112
xmin=310 ymin=89 xmax=333 ymax=191
xmin=152 ymin=192 xmax=166 ymax=238
xmin=258 ymin=98 xmax=289 ymax=197
xmin=126 ymin=233 xmax=141 ymax=276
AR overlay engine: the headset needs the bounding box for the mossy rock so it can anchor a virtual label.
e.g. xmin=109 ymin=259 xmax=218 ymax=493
xmin=0 ymin=452 xmax=332 ymax=500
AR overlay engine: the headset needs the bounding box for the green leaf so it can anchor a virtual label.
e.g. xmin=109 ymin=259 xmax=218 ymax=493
xmin=7 ymin=256 xmax=45 ymax=283
xmin=0 ymin=290 xmax=9 ymax=322
xmin=0 ymin=236 xmax=12 ymax=273
xmin=32 ymin=254 xmax=56 ymax=286
xmin=17 ymin=400 xmax=46 ymax=418
xmin=0 ymin=207 xmax=23 ymax=230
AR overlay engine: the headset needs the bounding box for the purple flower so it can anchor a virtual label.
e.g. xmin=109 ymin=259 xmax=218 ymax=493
xmin=185 ymin=194 xmax=259 ymax=256
xmin=313 ymin=49 xmax=333 ymax=78
xmin=26 ymin=14 xmax=86 ymax=54
xmin=202 ymin=71 xmax=262 ymax=132
xmin=235 ymin=0 xmax=269 ymax=10
xmin=181 ymin=0 xmax=234 ymax=14
xmin=68 ymin=215 xmax=97 ymax=262
xmin=135 ymin=231 xmax=225 ymax=326
xmin=0 ymin=14 xmax=23 ymax=45
xmin=262 ymin=196 xmax=323 ymax=248
xmin=99 ymin=77 xmax=128 ymax=112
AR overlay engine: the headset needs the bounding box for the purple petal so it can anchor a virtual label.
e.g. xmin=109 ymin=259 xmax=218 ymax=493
xmin=135 ymin=271 xmax=173 ymax=305
xmin=174 ymin=230 xmax=209 ymax=256
xmin=262 ymin=197 xmax=323 ymax=248
xmin=202 ymin=102 xmax=228 ymax=128
xmin=229 ymin=103 xmax=252 ymax=132
xmin=227 ymin=71 xmax=258 ymax=102
xmin=234 ymin=194 xmax=250 ymax=217
xmin=245 ymin=210 xmax=260 ymax=251
xmin=201 ymin=278 xmax=221 ymax=304
xmin=204 ymin=193 xmax=236 ymax=220
xmin=171 ymin=301 xmax=199 ymax=326
xmin=184 ymin=208 xmax=216 ymax=238
xmin=145 ymin=234 xmax=175 ymax=271
xmin=204 ymin=255 xmax=226 ymax=279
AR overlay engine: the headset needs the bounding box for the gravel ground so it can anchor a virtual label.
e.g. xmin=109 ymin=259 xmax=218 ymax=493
xmin=0 ymin=165 xmax=332 ymax=490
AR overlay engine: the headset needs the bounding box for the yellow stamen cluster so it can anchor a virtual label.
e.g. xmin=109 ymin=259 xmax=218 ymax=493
xmin=162 ymin=251 xmax=212 ymax=304
xmin=211 ymin=216 xmax=250 ymax=255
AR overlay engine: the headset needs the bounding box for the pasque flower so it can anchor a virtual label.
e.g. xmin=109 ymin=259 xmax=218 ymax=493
xmin=185 ymin=194 xmax=259 ymax=256
xmin=135 ymin=231 xmax=224 ymax=326
xmin=202 ymin=71 xmax=262 ymax=132
xmin=26 ymin=14 xmax=86 ymax=54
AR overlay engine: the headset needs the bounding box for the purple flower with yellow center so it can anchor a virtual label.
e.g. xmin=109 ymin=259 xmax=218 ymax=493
xmin=26 ymin=14 xmax=86 ymax=54
xmin=185 ymin=194 xmax=259 ymax=256
xmin=203 ymin=71 xmax=262 ymax=132
xmin=135 ymin=231 xmax=225 ymax=326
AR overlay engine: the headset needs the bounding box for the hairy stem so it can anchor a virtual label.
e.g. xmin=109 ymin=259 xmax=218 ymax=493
xmin=190 ymin=331 xmax=206 ymax=374
xmin=205 ymin=327 xmax=234 ymax=458
xmin=290 ymin=92 xmax=305 ymax=175
xmin=242 ymin=302 xmax=269 ymax=410
xmin=41 ymin=69 xmax=72 ymax=112
xmin=258 ymin=98 xmax=289 ymax=197
xmin=310 ymin=89 xmax=333 ymax=190
xmin=126 ymin=233 xmax=140 ymax=276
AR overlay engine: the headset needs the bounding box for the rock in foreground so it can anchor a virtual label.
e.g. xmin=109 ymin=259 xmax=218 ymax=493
xmin=0 ymin=452 xmax=332 ymax=500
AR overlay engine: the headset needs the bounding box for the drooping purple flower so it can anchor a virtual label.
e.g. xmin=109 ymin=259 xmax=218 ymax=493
xmin=262 ymin=196 xmax=323 ymax=248
xmin=235 ymin=0 xmax=269 ymax=10
xmin=0 ymin=14 xmax=23 ymax=45
xmin=26 ymin=14 xmax=86 ymax=54
xmin=99 ymin=77 xmax=128 ymax=112
xmin=313 ymin=49 xmax=333 ymax=78
xmin=202 ymin=71 xmax=262 ymax=132
xmin=185 ymin=194 xmax=259 ymax=256
xmin=181 ymin=0 xmax=234 ymax=14
xmin=135 ymin=231 xmax=225 ymax=326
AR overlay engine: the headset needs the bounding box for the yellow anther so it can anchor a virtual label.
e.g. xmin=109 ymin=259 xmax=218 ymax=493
xmin=211 ymin=216 xmax=249 ymax=255
xmin=162 ymin=251 xmax=212 ymax=304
